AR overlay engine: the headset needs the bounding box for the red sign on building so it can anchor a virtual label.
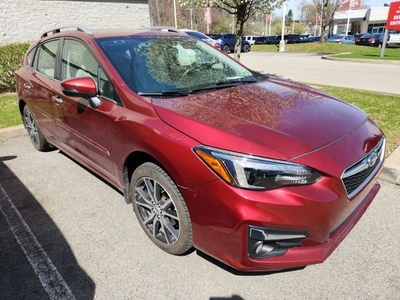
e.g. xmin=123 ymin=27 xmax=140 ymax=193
xmin=387 ymin=1 xmax=400 ymax=30
xmin=341 ymin=0 xmax=362 ymax=11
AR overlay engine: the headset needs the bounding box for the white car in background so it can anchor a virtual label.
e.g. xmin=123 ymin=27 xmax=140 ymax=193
xmin=387 ymin=32 xmax=400 ymax=48
xmin=243 ymin=35 xmax=259 ymax=45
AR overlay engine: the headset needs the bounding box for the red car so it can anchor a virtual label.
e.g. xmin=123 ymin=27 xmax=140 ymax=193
xmin=15 ymin=25 xmax=385 ymax=272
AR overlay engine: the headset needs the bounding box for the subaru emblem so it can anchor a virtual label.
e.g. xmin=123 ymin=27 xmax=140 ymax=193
xmin=366 ymin=151 xmax=379 ymax=168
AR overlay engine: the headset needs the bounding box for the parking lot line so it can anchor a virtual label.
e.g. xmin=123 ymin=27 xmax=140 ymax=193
xmin=0 ymin=184 xmax=76 ymax=300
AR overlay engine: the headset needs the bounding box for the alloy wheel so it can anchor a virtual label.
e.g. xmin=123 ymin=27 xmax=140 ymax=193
xmin=134 ymin=176 xmax=180 ymax=245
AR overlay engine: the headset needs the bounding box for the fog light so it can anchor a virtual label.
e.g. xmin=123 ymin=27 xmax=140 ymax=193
xmin=248 ymin=226 xmax=308 ymax=259
xmin=252 ymin=241 xmax=276 ymax=256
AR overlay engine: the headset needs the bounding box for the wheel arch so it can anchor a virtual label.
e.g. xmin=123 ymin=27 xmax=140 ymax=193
xmin=222 ymin=43 xmax=230 ymax=53
xmin=18 ymin=99 xmax=27 ymax=117
xmin=122 ymin=150 xmax=172 ymax=204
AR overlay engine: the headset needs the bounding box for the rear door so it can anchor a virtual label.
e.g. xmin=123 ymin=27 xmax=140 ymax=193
xmin=20 ymin=39 xmax=61 ymax=139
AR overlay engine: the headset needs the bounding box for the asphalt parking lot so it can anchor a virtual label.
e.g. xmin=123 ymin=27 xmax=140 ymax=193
xmin=239 ymin=51 xmax=400 ymax=95
xmin=1 ymin=53 xmax=400 ymax=299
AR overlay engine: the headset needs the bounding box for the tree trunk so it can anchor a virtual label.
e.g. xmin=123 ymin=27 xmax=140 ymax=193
xmin=233 ymin=3 xmax=248 ymax=61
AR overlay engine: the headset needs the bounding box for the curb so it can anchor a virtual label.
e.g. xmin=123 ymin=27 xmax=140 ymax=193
xmin=380 ymin=146 xmax=400 ymax=184
xmin=1 ymin=125 xmax=398 ymax=185
xmin=321 ymin=53 xmax=400 ymax=65
xmin=0 ymin=125 xmax=26 ymax=143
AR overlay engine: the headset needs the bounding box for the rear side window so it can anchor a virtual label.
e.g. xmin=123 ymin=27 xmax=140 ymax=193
xmin=33 ymin=40 xmax=59 ymax=77
xmin=27 ymin=49 xmax=36 ymax=66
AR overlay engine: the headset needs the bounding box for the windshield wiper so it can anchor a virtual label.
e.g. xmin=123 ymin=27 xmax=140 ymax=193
xmin=137 ymin=78 xmax=258 ymax=97
xmin=138 ymin=90 xmax=190 ymax=97
xmin=215 ymin=78 xmax=258 ymax=86
xmin=189 ymin=78 xmax=258 ymax=93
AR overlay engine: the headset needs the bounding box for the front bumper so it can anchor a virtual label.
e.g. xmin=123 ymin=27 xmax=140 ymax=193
xmin=183 ymin=134 xmax=385 ymax=271
xmin=185 ymin=173 xmax=380 ymax=272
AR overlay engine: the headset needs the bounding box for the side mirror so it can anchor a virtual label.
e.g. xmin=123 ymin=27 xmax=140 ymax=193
xmin=61 ymin=77 xmax=101 ymax=108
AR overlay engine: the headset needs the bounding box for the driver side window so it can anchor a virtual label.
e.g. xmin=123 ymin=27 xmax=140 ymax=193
xmin=61 ymin=39 xmax=115 ymax=100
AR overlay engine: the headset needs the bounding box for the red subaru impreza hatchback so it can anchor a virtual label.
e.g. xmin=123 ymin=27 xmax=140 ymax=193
xmin=15 ymin=25 xmax=385 ymax=272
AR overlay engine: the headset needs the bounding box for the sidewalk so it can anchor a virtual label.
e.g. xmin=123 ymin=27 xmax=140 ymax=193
xmin=380 ymin=145 xmax=400 ymax=184
xmin=1 ymin=124 xmax=398 ymax=184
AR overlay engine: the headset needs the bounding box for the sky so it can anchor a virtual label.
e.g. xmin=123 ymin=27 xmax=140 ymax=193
xmin=277 ymin=0 xmax=390 ymax=16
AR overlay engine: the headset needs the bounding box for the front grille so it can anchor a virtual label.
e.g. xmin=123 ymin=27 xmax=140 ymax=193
xmin=341 ymin=138 xmax=385 ymax=198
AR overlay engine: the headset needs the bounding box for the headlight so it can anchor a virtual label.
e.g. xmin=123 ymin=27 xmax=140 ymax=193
xmin=194 ymin=146 xmax=321 ymax=190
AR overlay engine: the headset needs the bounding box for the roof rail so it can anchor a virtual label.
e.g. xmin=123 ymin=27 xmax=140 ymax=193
xmin=139 ymin=26 xmax=181 ymax=33
xmin=41 ymin=24 xmax=92 ymax=39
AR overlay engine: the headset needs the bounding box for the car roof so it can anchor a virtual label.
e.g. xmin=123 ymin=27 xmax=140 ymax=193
xmin=38 ymin=25 xmax=187 ymax=41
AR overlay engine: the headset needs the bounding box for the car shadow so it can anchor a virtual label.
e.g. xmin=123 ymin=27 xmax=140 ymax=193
xmin=0 ymin=155 xmax=95 ymax=300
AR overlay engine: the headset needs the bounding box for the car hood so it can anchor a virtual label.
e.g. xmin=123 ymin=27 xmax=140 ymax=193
xmin=151 ymin=77 xmax=368 ymax=159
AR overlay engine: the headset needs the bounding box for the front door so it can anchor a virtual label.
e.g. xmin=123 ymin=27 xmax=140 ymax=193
xmin=52 ymin=39 xmax=116 ymax=179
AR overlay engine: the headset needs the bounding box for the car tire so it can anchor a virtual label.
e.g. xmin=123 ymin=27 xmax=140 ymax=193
xmin=243 ymin=44 xmax=250 ymax=53
xmin=222 ymin=44 xmax=230 ymax=53
xmin=22 ymin=105 xmax=51 ymax=151
xmin=130 ymin=162 xmax=193 ymax=255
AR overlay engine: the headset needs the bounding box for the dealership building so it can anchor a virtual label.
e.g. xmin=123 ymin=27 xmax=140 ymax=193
xmin=333 ymin=6 xmax=395 ymax=34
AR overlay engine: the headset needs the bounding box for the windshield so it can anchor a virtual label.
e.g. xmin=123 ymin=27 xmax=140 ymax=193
xmin=97 ymin=35 xmax=255 ymax=95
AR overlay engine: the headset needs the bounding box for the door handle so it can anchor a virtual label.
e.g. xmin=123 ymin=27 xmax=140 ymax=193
xmin=52 ymin=96 xmax=63 ymax=104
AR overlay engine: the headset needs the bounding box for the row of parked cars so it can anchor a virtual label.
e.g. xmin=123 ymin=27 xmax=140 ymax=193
xmin=250 ymin=34 xmax=326 ymax=45
xmin=248 ymin=32 xmax=400 ymax=48
xmin=326 ymin=32 xmax=400 ymax=47
xmin=183 ymin=29 xmax=400 ymax=53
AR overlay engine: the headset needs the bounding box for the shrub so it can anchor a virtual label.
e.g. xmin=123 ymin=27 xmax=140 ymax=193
xmin=0 ymin=43 xmax=30 ymax=93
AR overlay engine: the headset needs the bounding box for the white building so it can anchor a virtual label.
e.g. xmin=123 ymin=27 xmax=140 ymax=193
xmin=0 ymin=0 xmax=151 ymax=46
xmin=333 ymin=6 xmax=394 ymax=35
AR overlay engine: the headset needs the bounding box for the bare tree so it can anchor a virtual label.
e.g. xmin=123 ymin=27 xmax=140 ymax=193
xmin=312 ymin=0 xmax=343 ymax=41
xmin=297 ymin=1 xmax=319 ymax=32
xmin=150 ymin=0 xmax=177 ymax=26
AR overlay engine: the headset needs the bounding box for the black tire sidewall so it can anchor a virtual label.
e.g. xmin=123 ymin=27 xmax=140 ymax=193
xmin=222 ymin=44 xmax=230 ymax=53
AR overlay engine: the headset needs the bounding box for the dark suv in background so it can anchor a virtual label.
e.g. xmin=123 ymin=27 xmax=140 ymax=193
xmin=254 ymin=34 xmax=304 ymax=45
xmin=254 ymin=35 xmax=280 ymax=45
xmin=206 ymin=33 xmax=251 ymax=53
xmin=281 ymin=34 xmax=303 ymax=43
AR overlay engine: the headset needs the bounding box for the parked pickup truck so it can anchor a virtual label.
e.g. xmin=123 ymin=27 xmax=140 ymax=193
xmin=387 ymin=32 xmax=400 ymax=48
